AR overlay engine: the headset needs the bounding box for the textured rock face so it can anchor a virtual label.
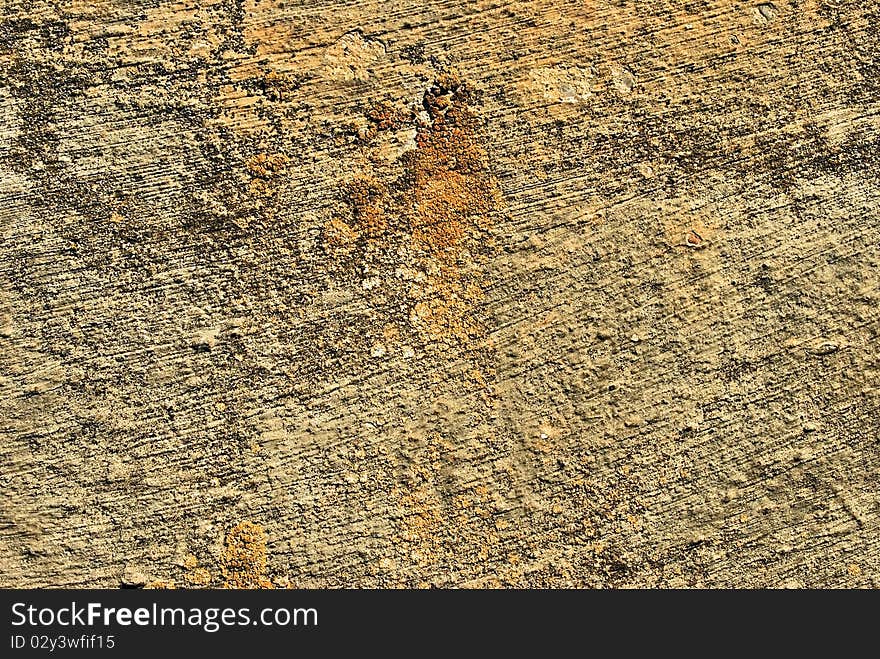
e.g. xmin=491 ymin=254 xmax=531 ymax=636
xmin=1 ymin=1 xmax=877 ymax=588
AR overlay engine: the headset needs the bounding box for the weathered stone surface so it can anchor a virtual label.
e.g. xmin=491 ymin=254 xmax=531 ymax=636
xmin=1 ymin=0 xmax=877 ymax=588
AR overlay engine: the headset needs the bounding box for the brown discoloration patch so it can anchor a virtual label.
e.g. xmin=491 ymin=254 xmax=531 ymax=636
xmin=402 ymin=77 xmax=500 ymax=343
xmin=344 ymin=176 xmax=391 ymax=238
xmin=182 ymin=554 xmax=213 ymax=587
xmin=221 ymin=521 xmax=275 ymax=589
xmin=326 ymin=75 xmax=503 ymax=348
xmin=246 ymin=153 xmax=288 ymax=180
xmin=362 ymin=100 xmax=411 ymax=140
xmin=685 ymin=230 xmax=704 ymax=247
xmin=407 ymin=83 xmax=499 ymax=258
xmin=164 ymin=522 xmax=280 ymax=589
xmin=247 ymin=152 xmax=288 ymax=198
xmin=323 ymin=215 xmax=360 ymax=252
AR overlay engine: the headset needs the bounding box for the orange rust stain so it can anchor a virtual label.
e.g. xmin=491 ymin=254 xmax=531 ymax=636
xmin=221 ymin=521 xmax=275 ymax=589
xmin=362 ymin=100 xmax=410 ymax=139
xmin=328 ymin=74 xmax=503 ymax=348
xmin=246 ymin=152 xmax=288 ymax=179
xmin=323 ymin=215 xmax=360 ymax=251
xmin=246 ymin=152 xmax=288 ymax=199
xmin=406 ymin=75 xmax=498 ymax=260
xmin=685 ymin=229 xmax=704 ymax=247
xmin=345 ymin=176 xmax=391 ymax=238
xmin=153 ymin=522 xmax=283 ymax=589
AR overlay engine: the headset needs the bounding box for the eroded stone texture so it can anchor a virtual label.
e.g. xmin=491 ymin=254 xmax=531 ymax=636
xmin=1 ymin=0 xmax=878 ymax=588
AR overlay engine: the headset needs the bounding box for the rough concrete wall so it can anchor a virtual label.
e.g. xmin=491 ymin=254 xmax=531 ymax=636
xmin=1 ymin=0 xmax=877 ymax=588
